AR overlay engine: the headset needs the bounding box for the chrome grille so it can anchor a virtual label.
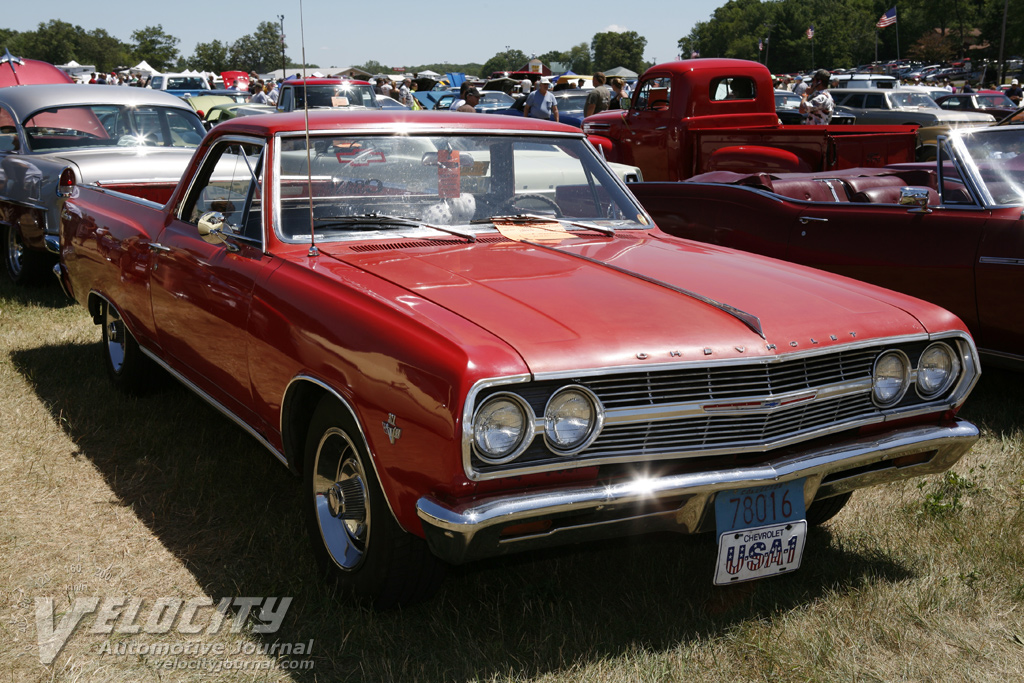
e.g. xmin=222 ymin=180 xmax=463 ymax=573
xmin=585 ymin=348 xmax=877 ymax=408
xmin=586 ymin=394 xmax=874 ymax=458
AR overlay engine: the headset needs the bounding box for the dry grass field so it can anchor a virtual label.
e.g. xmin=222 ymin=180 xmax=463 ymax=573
xmin=1 ymin=276 xmax=1022 ymax=683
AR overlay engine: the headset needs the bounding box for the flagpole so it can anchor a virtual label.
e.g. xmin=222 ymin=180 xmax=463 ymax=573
xmin=895 ymin=6 xmax=900 ymax=61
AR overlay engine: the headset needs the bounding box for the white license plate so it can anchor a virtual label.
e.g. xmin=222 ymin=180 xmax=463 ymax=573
xmin=713 ymin=520 xmax=807 ymax=585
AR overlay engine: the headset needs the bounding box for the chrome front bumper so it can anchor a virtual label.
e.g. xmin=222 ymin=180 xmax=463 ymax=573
xmin=416 ymin=419 xmax=979 ymax=564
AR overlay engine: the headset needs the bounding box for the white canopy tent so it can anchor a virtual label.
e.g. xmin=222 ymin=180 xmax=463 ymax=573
xmin=130 ymin=60 xmax=158 ymax=76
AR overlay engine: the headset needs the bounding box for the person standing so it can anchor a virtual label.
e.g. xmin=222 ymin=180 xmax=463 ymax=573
xmin=457 ymin=87 xmax=482 ymax=112
xmin=608 ymin=77 xmax=626 ymax=109
xmin=583 ymin=71 xmax=612 ymax=117
xmin=798 ymin=69 xmax=834 ymax=125
xmin=523 ymin=77 xmax=558 ymax=122
xmin=792 ymin=76 xmax=808 ymax=97
xmin=1007 ymin=79 xmax=1023 ymax=105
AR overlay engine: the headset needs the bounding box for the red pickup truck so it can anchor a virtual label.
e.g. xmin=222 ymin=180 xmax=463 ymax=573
xmin=583 ymin=59 xmax=917 ymax=181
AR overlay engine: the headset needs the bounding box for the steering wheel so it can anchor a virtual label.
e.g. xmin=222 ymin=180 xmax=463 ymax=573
xmin=497 ymin=193 xmax=563 ymax=217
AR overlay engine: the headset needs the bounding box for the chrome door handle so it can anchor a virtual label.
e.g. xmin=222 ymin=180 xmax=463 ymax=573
xmin=149 ymin=243 xmax=171 ymax=252
xmin=798 ymin=216 xmax=829 ymax=224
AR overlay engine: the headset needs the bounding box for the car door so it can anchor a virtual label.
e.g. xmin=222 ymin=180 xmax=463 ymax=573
xmin=624 ymin=76 xmax=674 ymax=180
xmin=149 ymin=136 xmax=271 ymax=421
xmin=974 ymin=209 xmax=1024 ymax=358
xmin=782 ymin=192 xmax=984 ymax=334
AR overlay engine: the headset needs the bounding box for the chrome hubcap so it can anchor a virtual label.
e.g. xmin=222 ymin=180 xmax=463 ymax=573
xmin=4 ymin=227 xmax=23 ymax=278
xmin=104 ymin=307 xmax=126 ymax=373
xmin=313 ymin=428 xmax=370 ymax=570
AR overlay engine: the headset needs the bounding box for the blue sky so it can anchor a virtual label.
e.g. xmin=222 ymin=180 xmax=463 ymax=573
xmin=5 ymin=0 xmax=721 ymax=72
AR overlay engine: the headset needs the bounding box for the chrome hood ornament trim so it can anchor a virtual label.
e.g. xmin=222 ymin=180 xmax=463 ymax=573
xmin=523 ymin=240 xmax=766 ymax=339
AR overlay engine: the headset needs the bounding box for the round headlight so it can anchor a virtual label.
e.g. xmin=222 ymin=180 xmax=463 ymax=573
xmin=872 ymin=350 xmax=911 ymax=407
xmin=917 ymin=342 xmax=960 ymax=398
xmin=544 ymin=386 xmax=603 ymax=455
xmin=473 ymin=394 xmax=533 ymax=464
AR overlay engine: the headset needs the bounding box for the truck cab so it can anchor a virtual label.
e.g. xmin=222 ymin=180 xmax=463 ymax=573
xmin=584 ymin=59 xmax=916 ymax=181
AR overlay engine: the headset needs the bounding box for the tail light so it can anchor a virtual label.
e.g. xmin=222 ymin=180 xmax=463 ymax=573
xmin=57 ymin=167 xmax=76 ymax=198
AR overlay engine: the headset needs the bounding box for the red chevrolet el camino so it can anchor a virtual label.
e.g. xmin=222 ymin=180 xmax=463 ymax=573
xmin=57 ymin=110 xmax=981 ymax=606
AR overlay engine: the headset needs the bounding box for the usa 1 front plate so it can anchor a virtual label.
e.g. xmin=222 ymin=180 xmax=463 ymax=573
xmin=713 ymin=479 xmax=807 ymax=585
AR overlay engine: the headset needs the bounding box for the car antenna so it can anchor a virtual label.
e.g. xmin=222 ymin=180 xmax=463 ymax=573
xmin=298 ymin=0 xmax=318 ymax=258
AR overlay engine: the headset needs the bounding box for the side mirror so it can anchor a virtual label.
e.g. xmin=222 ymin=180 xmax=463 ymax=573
xmin=197 ymin=211 xmax=239 ymax=251
xmin=899 ymin=187 xmax=933 ymax=214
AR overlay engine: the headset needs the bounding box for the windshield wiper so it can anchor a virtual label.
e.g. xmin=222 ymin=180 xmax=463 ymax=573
xmin=313 ymin=213 xmax=476 ymax=242
xmin=472 ymin=213 xmax=615 ymax=236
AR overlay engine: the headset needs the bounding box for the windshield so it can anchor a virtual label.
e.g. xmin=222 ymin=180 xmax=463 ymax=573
xmin=23 ymin=105 xmax=206 ymax=151
xmin=167 ymin=77 xmax=209 ymax=90
xmin=978 ymin=94 xmax=1014 ymax=108
xmin=889 ymin=92 xmax=940 ymax=109
xmin=292 ymin=83 xmax=376 ymax=109
xmin=957 ymin=128 xmax=1024 ymax=205
xmin=555 ymin=94 xmax=589 ymax=116
xmin=275 ymin=133 xmax=647 ymax=242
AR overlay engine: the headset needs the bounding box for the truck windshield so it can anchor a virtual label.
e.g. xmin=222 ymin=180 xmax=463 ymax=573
xmin=275 ymin=133 xmax=648 ymax=242
xmin=23 ymin=105 xmax=206 ymax=151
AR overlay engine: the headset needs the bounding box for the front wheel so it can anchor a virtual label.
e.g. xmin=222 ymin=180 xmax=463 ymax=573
xmin=303 ymin=398 xmax=445 ymax=608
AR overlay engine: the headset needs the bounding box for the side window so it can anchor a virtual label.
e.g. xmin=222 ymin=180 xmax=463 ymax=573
xmin=181 ymin=140 xmax=266 ymax=242
xmin=278 ymin=88 xmax=293 ymax=111
xmin=839 ymin=94 xmax=864 ymax=108
xmin=709 ymin=77 xmax=757 ymax=101
xmin=864 ymin=94 xmax=885 ymax=109
xmin=0 ymin=106 xmax=17 ymax=153
xmin=633 ymin=78 xmax=671 ymax=111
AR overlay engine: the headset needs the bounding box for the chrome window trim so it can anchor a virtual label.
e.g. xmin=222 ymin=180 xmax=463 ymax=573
xmin=176 ymin=134 xmax=267 ymax=235
xmin=461 ymin=331 xmax=979 ymax=481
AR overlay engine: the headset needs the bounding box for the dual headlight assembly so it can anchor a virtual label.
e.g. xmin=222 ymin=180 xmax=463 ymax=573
xmin=472 ymin=386 xmax=604 ymax=465
xmin=872 ymin=341 xmax=961 ymax=407
xmin=472 ymin=341 xmax=963 ymax=465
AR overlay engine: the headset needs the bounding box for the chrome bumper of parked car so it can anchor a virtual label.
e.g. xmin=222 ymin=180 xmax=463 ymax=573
xmin=416 ymin=419 xmax=979 ymax=564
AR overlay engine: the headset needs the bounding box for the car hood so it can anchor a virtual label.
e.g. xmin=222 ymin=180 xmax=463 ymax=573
xmin=48 ymin=147 xmax=197 ymax=184
xmin=320 ymin=233 xmax=942 ymax=375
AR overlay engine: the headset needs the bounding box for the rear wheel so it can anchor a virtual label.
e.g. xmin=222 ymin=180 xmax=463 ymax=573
xmin=303 ymin=398 xmax=445 ymax=607
xmin=806 ymin=491 xmax=853 ymax=526
xmin=2 ymin=223 xmax=47 ymax=286
xmin=101 ymin=301 xmax=156 ymax=394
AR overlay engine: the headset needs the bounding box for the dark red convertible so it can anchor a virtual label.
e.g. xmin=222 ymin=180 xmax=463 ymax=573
xmin=633 ymin=124 xmax=1024 ymax=369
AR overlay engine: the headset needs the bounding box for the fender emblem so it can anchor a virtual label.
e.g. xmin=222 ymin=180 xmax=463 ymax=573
xmin=382 ymin=413 xmax=402 ymax=444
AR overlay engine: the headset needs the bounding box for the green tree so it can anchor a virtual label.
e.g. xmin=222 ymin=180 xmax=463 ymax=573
xmin=229 ymin=21 xmax=286 ymax=73
xmin=131 ymin=25 xmax=179 ymax=71
xmin=185 ymin=40 xmax=231 ymax=73
xmin=18 ymin=20 xmax=81 ymax=66
xmin=357 ymin=60 xmax=388 ymax=74
xmin=480 ymin=48 xmax=529 ymax=77
xmin=79 ymin=29 xmax=133 ymax=71
xmin=591 ymin=31 xmax=647 ymax=72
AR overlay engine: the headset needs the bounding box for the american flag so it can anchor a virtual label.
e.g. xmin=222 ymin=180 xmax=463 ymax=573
xmin=876 ymin=7 xmax=897 ymax=28
xmin=758 ymin=38 xmax=763 ymax=52
xmin=807 ymin=25 xmax=815 ymax=40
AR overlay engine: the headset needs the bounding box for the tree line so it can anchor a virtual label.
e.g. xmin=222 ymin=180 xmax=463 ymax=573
xmin=1 ymin=20 xmax=652 ymax=79
xmin=0 ymin=20 xmax=301 ymax=74
xmin=678 ymin=0 xmax=1022 ymax=76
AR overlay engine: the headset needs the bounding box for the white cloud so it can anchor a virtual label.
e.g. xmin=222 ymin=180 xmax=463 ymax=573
xmin=601 ymin=24 xmax=629 ymax=33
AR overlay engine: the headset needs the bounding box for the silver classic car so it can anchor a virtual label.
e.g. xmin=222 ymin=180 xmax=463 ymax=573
xmin=0 ymin=84 xmax=206 ymax=284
